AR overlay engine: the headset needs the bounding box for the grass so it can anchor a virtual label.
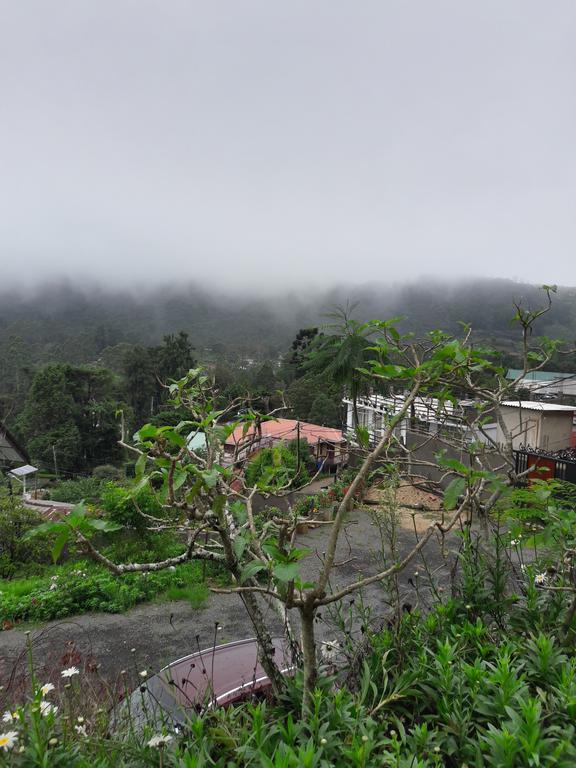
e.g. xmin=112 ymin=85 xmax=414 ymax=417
xmin=162 ymin=582 xmax=210 ymax=609
xmin=0 ymin=550 xmax=225 ymax=627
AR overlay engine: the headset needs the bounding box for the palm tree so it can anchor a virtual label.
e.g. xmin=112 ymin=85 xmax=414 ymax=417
xmin=304 ymin=303 xmax=375 ymax=429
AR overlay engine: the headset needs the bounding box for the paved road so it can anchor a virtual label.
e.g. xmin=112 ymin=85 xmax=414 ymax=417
xmin=0 ymin=505 xmax=451 ymax=704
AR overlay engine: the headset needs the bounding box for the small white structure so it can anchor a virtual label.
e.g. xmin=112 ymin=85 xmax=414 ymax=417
xmin=497 ymin=401 xmax=576 ymax=452
xmin=9 ymin=464 xmax=39 ymax=498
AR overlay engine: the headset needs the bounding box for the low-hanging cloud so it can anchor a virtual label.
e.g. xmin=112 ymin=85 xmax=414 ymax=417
xmin=1 ymin=1 xmax=575 ymax=291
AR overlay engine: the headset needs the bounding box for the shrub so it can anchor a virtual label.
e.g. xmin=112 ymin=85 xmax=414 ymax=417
xmin=0 ymin=498 xmax=53 ymax=579
xmin=92 ymin=464 xmax=123 ymax=481
xmin=0 ymin=560 xmax=220 ymax=625
xmin=100 ymin=483 xmax=164 ymax=530
xmin=49 ymin=477 xmax=105 ymax=504
xmin=245 ymin=444 xmax=310 ymax=488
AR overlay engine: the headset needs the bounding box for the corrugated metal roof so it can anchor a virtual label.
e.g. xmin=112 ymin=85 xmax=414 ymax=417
xmin=501 ymin=400 xmax=576 ymax=412
xmin=225 ymin=419 xmax=344 ymax=447
xmin=506 ymin=369 xmax=576 ymax=382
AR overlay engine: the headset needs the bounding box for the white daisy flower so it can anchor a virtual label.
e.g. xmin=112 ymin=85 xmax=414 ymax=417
xmin=40 ymin=683 xmax=55 ymax=696
xmin=39 ymin=701 xmax=58 ymax=717
xmin=147 ymin=734 xmax=173 ymax=748
xmin=61 ymin=666 xmax=79 ymax=678
xmin=74 ymin=724 xmax=87 ymax=737
xmin=535 ymin=572 xmax=547 ymax=585
xmin=1 ymin=712 xmax=16 ymax=724
xmin=320 ymin=640 xmax=340 ymax=661
xmin=0 ymin=731 xmax=18 ymax=751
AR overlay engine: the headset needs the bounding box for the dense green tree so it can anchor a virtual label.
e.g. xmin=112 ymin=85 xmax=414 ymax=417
xmin=304 ymin=307 xmax=375 ymax=428
xmin=17 ymin=364 xmax=123 ymax=473
xmin=307 ymin=392 xmax=342 ymax=427
xmin=123 ymin=333 xmax=196 ymax=429
xmin=285 ymin=371 xmax=340 ymax=424
xmin=17 ymin=365 xmax=82 ymax=472
xmin=123 ymin=346 xmax=157 ymax=427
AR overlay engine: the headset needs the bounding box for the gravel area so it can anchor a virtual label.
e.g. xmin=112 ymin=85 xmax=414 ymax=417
xmin=0 ymin=494 xmax=455 ymax=703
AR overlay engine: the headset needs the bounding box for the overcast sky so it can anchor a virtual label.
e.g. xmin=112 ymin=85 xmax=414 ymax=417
xmin=1 ymin=1 xmax=575 ymax=291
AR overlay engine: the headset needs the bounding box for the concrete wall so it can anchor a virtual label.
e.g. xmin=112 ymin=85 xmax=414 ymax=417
xmin=540 ymin=412 xmax=574 ymax=451
xmin=497 ymin=407 xmax=540 ymax=450
xmin=497 ymin=407 xmax=573 ymax=451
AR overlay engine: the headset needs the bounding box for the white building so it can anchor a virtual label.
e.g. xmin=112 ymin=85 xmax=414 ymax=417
xmin=506 ymin=370 xmax=576 ymax=398
xmin=343 ymin=395 xmax=576 ymax=453
xmin=343 ymin=394 xmax=480 ymax=446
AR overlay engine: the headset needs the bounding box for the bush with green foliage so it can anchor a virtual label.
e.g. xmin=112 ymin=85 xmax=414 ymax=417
xmin=100 ymin=482 xmax=164 ymax=530
xmin=0 ymin=559 xmax=220 ymax=625
xmin=92 ymin=464 xmax=124 ymax=481
xmin=0 ymin=498 xmax=53 ymax=579
xmin=48 ymin=476 xmax=106 ymax=504
xmin=245 ymin=444 xmax=310 ymax=489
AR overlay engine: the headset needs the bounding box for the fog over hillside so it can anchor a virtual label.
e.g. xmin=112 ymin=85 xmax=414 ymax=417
xmin=0 ymin=277 xmax=574 ymax=370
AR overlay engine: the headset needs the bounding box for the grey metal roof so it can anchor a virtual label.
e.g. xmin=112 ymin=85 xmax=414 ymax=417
xmin=506 ymin=369 xmax=576 ymax=382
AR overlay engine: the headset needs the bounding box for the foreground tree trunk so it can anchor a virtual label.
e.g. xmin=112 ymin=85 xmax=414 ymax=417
xmin=300 ymin=603 xmax=317 ymax=714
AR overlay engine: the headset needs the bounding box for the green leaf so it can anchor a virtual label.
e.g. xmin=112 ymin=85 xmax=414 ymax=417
xmin=134 ymin=424 xmax=158 ymax=441
xmin=86 ymin=518 xmax=123 ymax=533
xmin=67 ymin=503 xmax=88 ymax=528
xmin=240 ymin=561 xmax=266 ymax=584
xmin=172 ymin=468 xmax=187 ymax=492
xmin=273 ymin=563 xmax=300 ymax=583
xmin=160 ymin=429 xmax=186 ymax=448
xmin=23 ymin=521 xmax=66 ymax=540
xmin=201 ymin=469 xmax=220 ymax=489
xmin=437 ymin=456 xmax=469 ymax=475
xmin=444 ymin=477 xmax=466 ymax=511
xmin=51 ymin=528 xmax=71 ymax=563
xmin=355 ymin=425 xmax=370 ymax=449
xmin=135 ymin=453 xmax=147 ymax=478
xmin=233 ymin=533 xmax=249 ymax=561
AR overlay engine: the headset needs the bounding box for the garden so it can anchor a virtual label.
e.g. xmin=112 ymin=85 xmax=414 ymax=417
xmin=3 ymin=302 xmax=576 ymax=766
xmin=0 ymin=479 xmax=225 ymax=629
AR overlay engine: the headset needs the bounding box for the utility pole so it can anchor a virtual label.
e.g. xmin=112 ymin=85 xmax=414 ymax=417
xmin=52 ymin=444 xmax=58 ymax=479
xmin=296 ymin=420 xmax=300 ymax=476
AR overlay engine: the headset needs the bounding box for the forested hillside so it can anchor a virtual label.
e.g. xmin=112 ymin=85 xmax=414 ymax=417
xmin=1 ymin=277 xmax=575 ymax=474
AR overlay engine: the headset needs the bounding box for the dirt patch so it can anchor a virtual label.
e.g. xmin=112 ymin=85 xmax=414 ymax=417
xmin=364 ymin=482 xmax=445 ymax=533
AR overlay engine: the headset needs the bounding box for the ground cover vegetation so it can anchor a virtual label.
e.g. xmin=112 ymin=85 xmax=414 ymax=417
xmin=0 ymin=487 xmax=224 ymax=628
xmin=3 ymin=287 xmax=576 ymax=764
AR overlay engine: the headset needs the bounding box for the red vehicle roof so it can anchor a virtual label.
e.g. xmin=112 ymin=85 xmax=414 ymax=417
xmin=119 ymin=638 xmax=293 ymax=728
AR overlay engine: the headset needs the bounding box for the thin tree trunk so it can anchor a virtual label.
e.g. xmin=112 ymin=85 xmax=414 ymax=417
xmin=300 ymin=604 xmax=317 ymax=714
xmin=238 ymin=590 xmax=286 ymax=696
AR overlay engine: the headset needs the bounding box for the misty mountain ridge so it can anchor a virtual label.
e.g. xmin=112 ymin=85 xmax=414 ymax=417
xmin=0 ymin=277 xmax=574 ymax=369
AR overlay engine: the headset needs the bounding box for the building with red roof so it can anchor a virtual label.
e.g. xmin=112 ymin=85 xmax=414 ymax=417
xmin=224 ymin=418 xmax=347 ymax=471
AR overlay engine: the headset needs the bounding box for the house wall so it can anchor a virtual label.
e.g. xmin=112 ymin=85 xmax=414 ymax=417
xmin=496 ymin=408 xmax=574 ymax=451
xmin=539 ymin=413 xmax=574 ymax=451
xmin=497 ymin=408 xmax=540 ymax=450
